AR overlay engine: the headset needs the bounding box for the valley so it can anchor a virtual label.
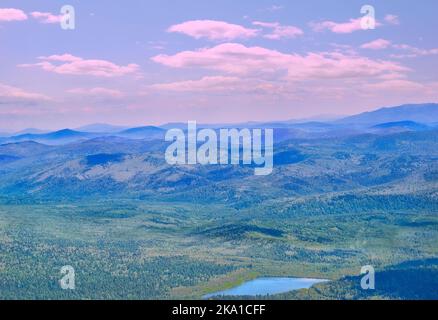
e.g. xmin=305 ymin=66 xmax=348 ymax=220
xmin=0 ymin=104 xmax=437 ymax=299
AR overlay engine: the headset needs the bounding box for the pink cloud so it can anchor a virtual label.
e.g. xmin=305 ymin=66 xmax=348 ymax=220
xmin=266 ymin=5 xmax=284 ymax=12
xmin=361 ymin=39 xmax=391 ymax=50
xmin=251 ymin=21 xmax=278 ymax=28
xmin=152 ymin=43 xmax=290 ymax=74
xmin=288 ymin=52 xmax=407 ymax=81
xmin=365 ymin=79 xmax=424 ymax=92
xmin=149 ymin=76 xmax=241 ymax=92
xmin=38 ymin=54 xmax=82 ymax=62
xmin=310 ymin=17 xmax=381 ymax=34
xmin=148 ymin=76 xmax=278 ymax=95
xmin=0 ymin=8 xmax=27 ymax=21
xmin=67 ymin=87 xmax=124 ymax=98
xmin=30 ymin=11 xmax=63 ymax=24
xmin=252 ymin=21 xmax=303 ymax=39
xmin=362 ymin=80 xmax=438 ymax=100
xmin=359 ymin=40 xmax=438 ymax=59
xmin=167 ymin=20 xmax=259 ymax=40
xmin=391 ymin=44 xmax=438 ymax=58
xmin=384 ymin=14 xmax=400 ymax=25
xmin=0 ymin=83 xmax=52 ymax=104
xmin=147 ymin=76 xmax=297 ymax=98
xmin=151 ymin=43 xmax=408 ymax=80
xmin=19 ymin=54 xmax=140 ymax=77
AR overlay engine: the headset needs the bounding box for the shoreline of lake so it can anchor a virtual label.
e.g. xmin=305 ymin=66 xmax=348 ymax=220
xmin=203 ymin=277 xmax=330 ymax=299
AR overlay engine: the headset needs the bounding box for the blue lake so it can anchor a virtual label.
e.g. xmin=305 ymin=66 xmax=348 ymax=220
xmin=204 ymin=277 xmax=329 ymax=298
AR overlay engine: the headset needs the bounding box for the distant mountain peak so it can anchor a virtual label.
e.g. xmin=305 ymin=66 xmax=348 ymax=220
xmin=338 ymin=103 xmax=438 ymax=125
xmin=121 ymin=125 xmax=163 ymax=132
xmin=13 ymin=128 xmax=48 ymax=135
xmin=46 ymin=129 xmax=86 ymax=138
xmin=76 ymin=123 xmax=128 ymax=133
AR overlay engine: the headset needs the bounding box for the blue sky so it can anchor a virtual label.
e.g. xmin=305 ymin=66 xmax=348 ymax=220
xmin=1 ymin=0 xmax=437 ymax=131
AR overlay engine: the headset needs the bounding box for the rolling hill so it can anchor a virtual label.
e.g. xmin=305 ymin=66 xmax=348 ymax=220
xmin=1 ymin=103 xmax=437 ymax=146
xmin=337 ymin=103 xmax=438 ymax=125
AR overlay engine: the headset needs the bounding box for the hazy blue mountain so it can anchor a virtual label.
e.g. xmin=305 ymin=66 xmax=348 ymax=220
xmin=160 ymin=122 xmax=252 ymax=129
xmin=43 ymin=129 xmax=88 ymax=139
xmin=161 ymin=120 xmax=340 ymax=130
xmin=0 ymin=128 xmax=47 ymax=137
xmin=0 ymin=126 xmax=165 ymax=146
xmin=117 ymin=126 xmax=165 ymax=140
xmin=56 ymin=136 xmax=166 ymax=155
xmin=0 ymin=141 xmax=53 ymax=157
xmin=161 ymin=121 xmax=350 ymax=143
xmin=13 ymin=128 xmax=49 ymax=135
xmin=338 ymin=103 xmax=438 ymax=125
xmin=286 ymin=114 xmax=345 ymax=122
xmin=1 ymin=129 xmax=97 ymax=145
xmin=1 ymin=127 xmax=436 ymax=203
xmin=76 ymin=123 xmax=128 ymax=133
xmin=371 ymin=121 xmax=429 ymax=132
xmin=2 ymin=103 xmax=437 ymax=147
xmin=243 ymin=121 xmax=337 ymax=130
xmin=160 ymin=122 xmax=192 ymax=130
xmin=0 ymin=154 xmax=21 ymax=164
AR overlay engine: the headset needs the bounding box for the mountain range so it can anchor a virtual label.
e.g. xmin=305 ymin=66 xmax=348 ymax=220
xmin=0 ymin=103 xmax=437 ymax=300
xmin=0 ymin=103 xmax=437 ymax=145
xmin=336 ymin=103 xmax=438 ymax=125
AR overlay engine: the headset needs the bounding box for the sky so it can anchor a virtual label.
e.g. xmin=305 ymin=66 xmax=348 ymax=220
xmin=1 ymin=0 xmax=438 ymax=131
